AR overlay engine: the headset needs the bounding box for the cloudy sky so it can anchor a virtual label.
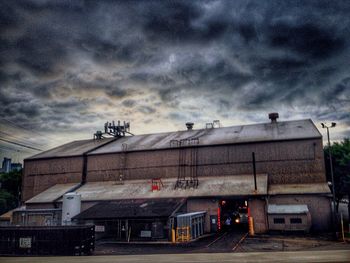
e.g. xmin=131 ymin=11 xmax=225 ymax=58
xmin=0 ymin=0 xmax=349 ymax=162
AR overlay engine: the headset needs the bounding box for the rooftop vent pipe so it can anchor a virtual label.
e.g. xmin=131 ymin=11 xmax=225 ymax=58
xmin=186 ymin=122 xmax=194 ymax=130
xmin=268 ymin=112 xmax=279 ymax=123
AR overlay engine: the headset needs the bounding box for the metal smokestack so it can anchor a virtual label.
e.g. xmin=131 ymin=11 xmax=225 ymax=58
xmin=186 ymin=122 xmax=194 ymax=130
xmin=268 ymin=112 xmax=279 ymax=123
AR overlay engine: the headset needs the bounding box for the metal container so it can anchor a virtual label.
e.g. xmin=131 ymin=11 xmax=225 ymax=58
xmin=62 ymin=193 xmax=81 ymax=225
xmin=0 ymin=225 xmax=95 ymax=256
xmin=176 ymin=211 xmax=206 ymax=240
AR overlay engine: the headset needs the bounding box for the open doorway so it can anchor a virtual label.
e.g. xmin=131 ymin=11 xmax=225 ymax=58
xmin=219 ymin=198 xmax=248 ymax=232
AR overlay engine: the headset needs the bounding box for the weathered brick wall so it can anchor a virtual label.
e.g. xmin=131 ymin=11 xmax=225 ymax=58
xmin=22 ymin=157 xmax=82 ymax=201
xmin=269 ymin=195 xmax=331 ymax=231
xmin=86 ymin=138 xmax=326 ymax=184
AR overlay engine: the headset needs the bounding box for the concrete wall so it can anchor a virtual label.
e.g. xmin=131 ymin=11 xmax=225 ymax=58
xmin=249 ymin=198 xmax=268 ymax=233
xmin=268 ymin=213 xmax=311 ymax=232
xmin=186 ymin=198 xmax=219 ymax=233
xmin=268 ymin=195 xmax=332 ymax=231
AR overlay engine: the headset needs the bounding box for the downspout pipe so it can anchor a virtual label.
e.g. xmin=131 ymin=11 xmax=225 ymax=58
xmin=52 ymin=137 xmax=119 ymax=207
xmin=252 ymin=152 xmax=257 ymax=191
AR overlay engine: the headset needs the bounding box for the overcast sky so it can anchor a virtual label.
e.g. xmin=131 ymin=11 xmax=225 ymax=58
xmin=1 ymin=0 xmax=349 ymax=162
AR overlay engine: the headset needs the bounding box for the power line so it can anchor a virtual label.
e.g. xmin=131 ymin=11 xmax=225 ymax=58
xmin=0 ymin=130 xmax=47 ymax=149
xmin=0 ymin=118 xmax=62 ymax=144
xmin=0 ymin=138 xmax=43 ymax=151
xmin=0 ymin=144 xmax=32 ymax=153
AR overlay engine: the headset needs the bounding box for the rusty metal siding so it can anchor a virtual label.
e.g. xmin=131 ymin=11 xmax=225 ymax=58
xmin=269 ymin=195 xmax=331 ymax=231
xmin=85 ymin=138 xmax=325 ymax=184
xmin=87 ymin=150 xmax=179 ymax=181
xmin=23 ymin=157 xmax=83 ymax=201
xmin=22 ymin=138 xmax=326 ymax=202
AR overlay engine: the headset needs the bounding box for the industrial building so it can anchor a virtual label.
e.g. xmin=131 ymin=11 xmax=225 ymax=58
xmin=16 ymin=114 xmax=332 ymax=241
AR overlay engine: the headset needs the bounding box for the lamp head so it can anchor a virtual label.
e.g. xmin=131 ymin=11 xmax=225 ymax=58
xmin=331 ymin=122 xmax=336 ymax=127
xmin=321 ymin=123 xmax=325 ymax=128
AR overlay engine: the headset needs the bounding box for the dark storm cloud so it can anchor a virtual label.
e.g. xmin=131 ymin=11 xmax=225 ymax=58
xmin=137 ymin=105 xmax=156 ymax=115
xmin=0 ymin=0 xmax=350 ymax=158
xmin=76 ymin=37 xmax=142 ymax=65
xmin=143 ymin=1 xmax=229 ymax=43
xmin=168 ymin=112 xmax=187 ymax=121
xmin=268 ymin=23 xmax=345 ymax=60
xmin=122 ymin=99 xmax=136 ymax=108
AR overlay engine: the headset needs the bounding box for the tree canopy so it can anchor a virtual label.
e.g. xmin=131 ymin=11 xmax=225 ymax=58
xmin=0 ymin=169 xmax=22 ymax=215
xmin=324 ymin=138 xmax=350 ymax=213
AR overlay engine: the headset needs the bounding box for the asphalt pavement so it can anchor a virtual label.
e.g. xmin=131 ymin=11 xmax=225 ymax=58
xmin=1 ymin=250 xmax=350 ymax=263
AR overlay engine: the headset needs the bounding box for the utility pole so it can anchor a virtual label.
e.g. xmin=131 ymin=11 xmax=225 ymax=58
xmin=321 ymin=122 xmax=337 ymax=237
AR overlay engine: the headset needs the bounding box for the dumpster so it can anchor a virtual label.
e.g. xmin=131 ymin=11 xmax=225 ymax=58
xmin=0 ymin=225 xmax=95 ymax=256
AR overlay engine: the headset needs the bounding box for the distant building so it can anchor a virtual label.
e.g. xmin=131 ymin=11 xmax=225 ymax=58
xmin=10 ymin=163 xmax=22 ymax=172
xmin=1 ymin=158 xmax=11 ymax=173
xmin=0 ymin=158 xmax=22 ymax=173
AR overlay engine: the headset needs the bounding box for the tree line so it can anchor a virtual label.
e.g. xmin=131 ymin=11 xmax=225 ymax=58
xmin=324 ymin=138 xmax=350 ymax=218
xmin=0 ymin=169 xmax=22 ymax=215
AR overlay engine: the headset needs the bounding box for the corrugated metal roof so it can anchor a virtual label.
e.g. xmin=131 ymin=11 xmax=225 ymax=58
xmin=268 ymin=183 xmax=331 ymax=195
xmin=90 ymin=119 xmax=320 ymax=155
xmin=73 ymin=198 xmax=185 ymax=220
xmin=268 ymin=204 xmax=309 ymax=214
xmin=26 ymin=138 xmax=115 ymax=160
xmin=0 ymin=209 xmax=14 ymax=220
xmin=176 ymin=211 xmax=206 ymax=218
xmin=25 ymin=183 xmax=80 ymax=204
xmin=26 ymin=119 xmax=321 ymax=159
xmin=56 ymin=174 xmax=268 ymax=202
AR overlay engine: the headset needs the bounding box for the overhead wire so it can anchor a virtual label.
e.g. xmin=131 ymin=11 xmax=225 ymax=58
xmin=0 ymin=147 xmax=32 ymax=155
xmin=0 ymin=138 xmax=43 ymax=151
xmin=0 ymin=117 xmax=63 ymax=144
xmin=0 ymin=130 xmax=46 ymax=149
xmin=0 ymin=118 xmax=67 ymax=153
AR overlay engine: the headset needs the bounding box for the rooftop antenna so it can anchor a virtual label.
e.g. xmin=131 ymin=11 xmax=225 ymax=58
xmin=94 ymin=120 xmax=133 ymax=140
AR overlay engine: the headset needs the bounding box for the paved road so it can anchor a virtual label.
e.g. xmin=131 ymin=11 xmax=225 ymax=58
xmin=1 ymin=250 xmax=350 ymax=263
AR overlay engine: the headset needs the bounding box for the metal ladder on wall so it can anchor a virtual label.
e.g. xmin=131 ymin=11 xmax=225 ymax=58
xmin=115 ymin=143 xmax=128 ymax=184
xmin=171 ymin=138 xmax=199 ymax=189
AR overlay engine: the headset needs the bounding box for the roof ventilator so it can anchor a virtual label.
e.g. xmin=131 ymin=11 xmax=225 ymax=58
xmin=186 ymin=122 xmax=194 ymax=130
xmin=268 ymin=113 xmax=279 ymax=123
xmin=206 ymin=120 xmax=221 ymax=129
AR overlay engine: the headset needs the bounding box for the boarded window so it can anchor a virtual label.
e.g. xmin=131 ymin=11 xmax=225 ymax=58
xmin=273 ymin=218 xmax=285 ymax=224
xmin=290 ymin=218 xmax=302 ymax=224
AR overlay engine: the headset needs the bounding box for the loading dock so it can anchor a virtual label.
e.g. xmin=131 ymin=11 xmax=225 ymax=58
xmin=73 ymin=198 xmax=186 ymax=241
xmin=219 ymin=198 xmax=248 ymax=231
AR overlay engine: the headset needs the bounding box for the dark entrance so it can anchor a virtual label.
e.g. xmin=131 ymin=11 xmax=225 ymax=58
xmin=219 ymin=198 xmax=248 ymax=231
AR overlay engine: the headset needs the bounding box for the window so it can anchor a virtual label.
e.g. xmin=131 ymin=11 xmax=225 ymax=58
xmin=290 ymin=218 xmax=302 ymax=224
xmin=273 ymin=218 xmax=285 ymax=224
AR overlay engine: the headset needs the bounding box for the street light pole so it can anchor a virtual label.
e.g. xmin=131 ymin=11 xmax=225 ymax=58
xmin=321 ymin=122 xmax=337 ymax=235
